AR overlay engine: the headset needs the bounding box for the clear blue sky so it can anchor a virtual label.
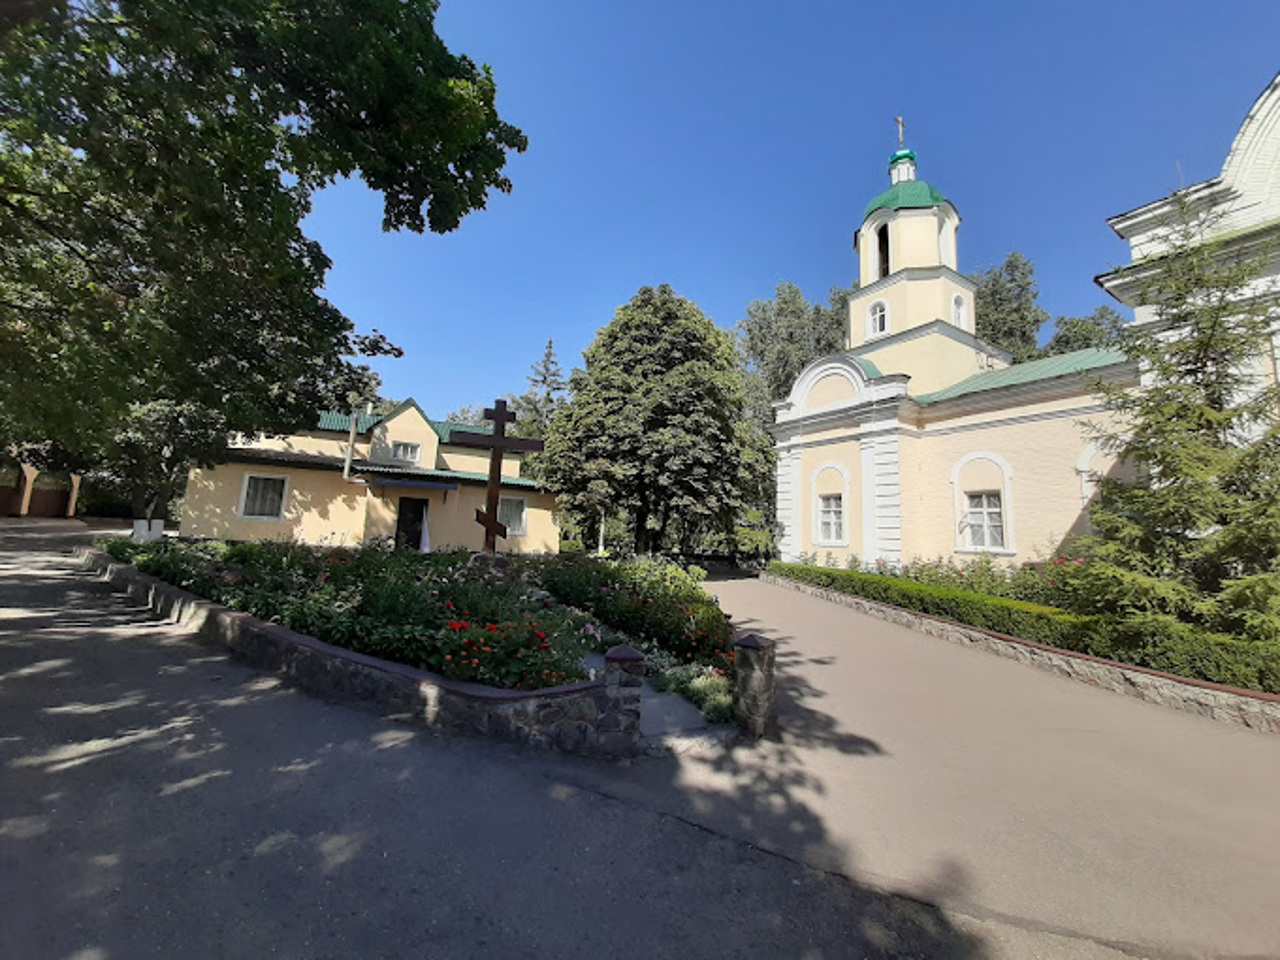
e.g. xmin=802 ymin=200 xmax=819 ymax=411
xmin=302 ymin=0 xmax=1280 ymax=418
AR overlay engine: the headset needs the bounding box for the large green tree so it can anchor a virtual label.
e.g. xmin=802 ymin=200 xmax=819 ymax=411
xmin=544 ymin=285 xmax=773 ymax=555
xmin=738 ymin=281 xmax=852 ymax=403
xmin=970 ymin=252 xmax=1050 ymax=362
xmin=1045 ymin=305 xmax=1127 ymax=355
xmin=0 ymin=0 xmax=525 ymax=520
xmin=1086 ymin=205 xmax=1280 ymax=641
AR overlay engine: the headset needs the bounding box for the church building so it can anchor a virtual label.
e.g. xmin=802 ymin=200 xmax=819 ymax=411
xmin=776 ymin=68 xmax=1280 ymax=568
xmin=772 ymin=147 xmax=1133 ymax=566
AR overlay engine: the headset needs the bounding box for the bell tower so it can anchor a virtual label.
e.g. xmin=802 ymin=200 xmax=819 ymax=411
xmin=847 ymin=126 xmax=973 ymax=352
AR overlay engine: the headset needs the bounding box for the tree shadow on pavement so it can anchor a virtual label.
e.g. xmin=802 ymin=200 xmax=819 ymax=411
xmin=0 ymin=538 xmax=990 ymax=960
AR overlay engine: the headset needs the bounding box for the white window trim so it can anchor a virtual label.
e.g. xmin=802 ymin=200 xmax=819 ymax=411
xmin=498 ymin=495 xmax=528 ymax=537
xmin=952 ymin=295 xmax=966 ymax=330
xmin=866 ymin=300 xmax=890 ymax=340
xmin=391 ymin=441 xmax=421 ymax=463
xmin=810 ymin=462 xmax=851 ymax=548
xmin=237 ymin=472 xmax=290 ymax=521
xmin=949 ymin=452 xmax=1015 ymax=555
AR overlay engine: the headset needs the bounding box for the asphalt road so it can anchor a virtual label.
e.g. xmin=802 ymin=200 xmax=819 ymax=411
xmin=677 ymin=575 xmax=1280 ymax=959
xmin=2 ymin=521 xmax=1269 ymax=958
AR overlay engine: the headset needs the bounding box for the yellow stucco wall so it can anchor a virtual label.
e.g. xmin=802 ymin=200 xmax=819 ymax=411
xmin=183 ymin=464 xmax=369 ymax=545
xmin=798 ymin=440 xmax=862 ymax=566
xmin=848 ymin=274 xmax=975 ymax=351
xmin=859 ymin=333 xmax=1001 ymax=395
xmin=437 ymin=447 xmax=523 ymax=478
xmin=786 ymin=389 xmax=1133 ymax=566
xmin=363 ymin=482 xmax=558 ymax=553
xmin=244 ymin=431 xmax=364 ymax=459
xmin=185 ymin=458 xmax=558 ymax=555
xmin=368 ymin=408 xmax=440 ymax=466
xmin=901 ymin=401 xmax=1125 ymax=563
xmin=808 ymin=373 xmax=858 ymax=408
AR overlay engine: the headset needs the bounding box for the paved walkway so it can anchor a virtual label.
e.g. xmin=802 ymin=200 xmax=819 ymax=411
xmin=3 ymin=524 xmax=1275 ymax=958
xmin=681 ymin=575 xmax=1278 ymax=958
xmin=0 ymin=522 xmax=1005 ymax=960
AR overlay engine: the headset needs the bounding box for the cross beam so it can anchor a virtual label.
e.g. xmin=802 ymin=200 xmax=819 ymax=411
xmin=449 ymin=398 xmax=545 ymax=553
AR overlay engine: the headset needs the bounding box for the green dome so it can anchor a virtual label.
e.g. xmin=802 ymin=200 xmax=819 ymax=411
xmin=862 ymin=179 xmax=951 ymax=221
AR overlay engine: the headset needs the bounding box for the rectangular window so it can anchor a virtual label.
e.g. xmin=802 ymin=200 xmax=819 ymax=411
xmin=241 ymin=475 xmax=287 ymax=519
xmin=966 ymin=492 xmax=1004 ymax=549
xmin=391 ymin=441 xmax=421 ymax=462
xmin=818 ymin=494 xmax=843 ymax=543
xmin=498 ymin=496 xmax=527 ymax=536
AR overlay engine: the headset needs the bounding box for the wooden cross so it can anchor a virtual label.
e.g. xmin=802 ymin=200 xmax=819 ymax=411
xmin=894 ymin=115 xmax=905 ymax=148
xmin=449 ymin=398 xmax=544 ymax=554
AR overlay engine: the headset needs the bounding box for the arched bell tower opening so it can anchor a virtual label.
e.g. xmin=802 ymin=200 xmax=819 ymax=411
xmin=877 ymin=223 xmax=890 ymax=278
xmin=847 ymin=124 xmax=979 ymax=354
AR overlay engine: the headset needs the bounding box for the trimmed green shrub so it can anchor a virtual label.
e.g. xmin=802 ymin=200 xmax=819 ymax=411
xmin=769 ymin=562 xmax=1093 ymax=649
xmin=769 ymin=562 xmax=1280 ymax=694
xmin=537 ymin=554 xmax=734 ymax=665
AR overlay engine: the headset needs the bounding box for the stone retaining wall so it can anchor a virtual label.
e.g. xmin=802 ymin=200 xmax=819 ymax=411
xmin=78 ymin=548 xmax=644 ymax=757
xmin=761 ymin=572 xmax=1280 ymax=736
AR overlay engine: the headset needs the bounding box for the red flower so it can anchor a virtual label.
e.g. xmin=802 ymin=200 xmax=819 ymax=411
xmin=445 ymin=601 xmax=454 ymax=608
xmin=535 ymin=631 xmax=546 ymax=640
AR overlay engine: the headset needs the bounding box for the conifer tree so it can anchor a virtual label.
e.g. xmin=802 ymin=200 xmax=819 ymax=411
xmin=1086 ymin=202 xmax=1280 ymax=638
xmin=970 ymin=252 xmax=1050 ymax=362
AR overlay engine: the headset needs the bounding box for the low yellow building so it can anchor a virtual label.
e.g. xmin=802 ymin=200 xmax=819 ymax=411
xmin=182 ymin=399 xmax=559 ymax=553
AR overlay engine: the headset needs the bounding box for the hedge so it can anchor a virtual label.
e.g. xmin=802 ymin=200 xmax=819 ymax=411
xmin=768 ymin=562 xmax=1280 ymax=695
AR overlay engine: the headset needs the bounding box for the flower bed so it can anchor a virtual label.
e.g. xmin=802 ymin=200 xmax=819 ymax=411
xmin=100 ymin=538 xmax=602 ymax=691
xmin=532 ymin=554 xmax=734 ymax=663
xmin=97 ymin=539 xmax=743 ymax=716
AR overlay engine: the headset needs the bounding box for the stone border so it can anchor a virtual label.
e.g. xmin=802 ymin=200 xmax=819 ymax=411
xmin=760 ymin=572 xmax=1280 ymax=735
xmin=77 ymin=547 xmax=644 ymax=757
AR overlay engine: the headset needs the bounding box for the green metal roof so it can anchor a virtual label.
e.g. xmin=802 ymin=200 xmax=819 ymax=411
xmin=912 ymin=348 xmax=1128 ymax=406
xmin=852 ymin=356 xmax=882 ymax=378
xmin=223 ymin=447 xmax=541 ymax=490
xmin=429 ymin=420 xmax=493 ymax=444
xmin=889 ymin=148 xmax=916 ymax=165
xmin=863 ymin=180 xmax=951 ymax=221
xmin=314 ymin=400 xmax=494 ymax=444
xmin=357 ymin=462 xmax=540 ymax=490
xmin=316 ymin=410 xmax=384 ymax=433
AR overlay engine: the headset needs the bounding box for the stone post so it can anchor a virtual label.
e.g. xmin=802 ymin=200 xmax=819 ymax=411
xmin=66 ymin=473 xmax=82 ymax=518
xmin=17 ymin=463 xmax=37 ymax=516
xmin=733 ymin=633 xmax=777 ymax=738
xmin=600 ymin=644 xmax=645 ymax=756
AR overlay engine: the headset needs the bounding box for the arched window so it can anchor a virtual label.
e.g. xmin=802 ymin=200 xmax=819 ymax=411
xmin=868 ymin=301 xmax=888 ymax=338
xmin=877 ymin=224 xmax=890 ymax=278
xmin=952 ymin=295 xmax=965 ymax=329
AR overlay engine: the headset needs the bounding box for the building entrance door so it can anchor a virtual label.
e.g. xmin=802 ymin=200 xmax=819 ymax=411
xmin=394 ymin=496 xmax=430 ymax=551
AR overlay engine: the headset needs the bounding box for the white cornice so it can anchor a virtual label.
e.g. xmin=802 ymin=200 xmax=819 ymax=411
xmin=850 ymin=264 xmax=975 ymax=303
xmin=851 ymin=317 xmax=1011 ymax=364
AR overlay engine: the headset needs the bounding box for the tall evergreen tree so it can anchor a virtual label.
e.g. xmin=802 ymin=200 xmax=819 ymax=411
xmin=1087 ymin=202 xmax=1280 ymax=639
xmin=1045 ymin=305 xmax=1127 ymax=355
xmin=970 ymin=252 xmax=1050 ymax=362
xmin=544 ymin=285 xmax=772 ymax=554
xmin=510 ymin=339 xmax=567 ymax=440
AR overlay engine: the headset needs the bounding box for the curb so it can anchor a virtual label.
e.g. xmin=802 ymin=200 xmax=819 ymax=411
xmin=759 ymin=573 xmax=1280 ymax=736
xmin=76 ymin=547 xmax=647 ymax=758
